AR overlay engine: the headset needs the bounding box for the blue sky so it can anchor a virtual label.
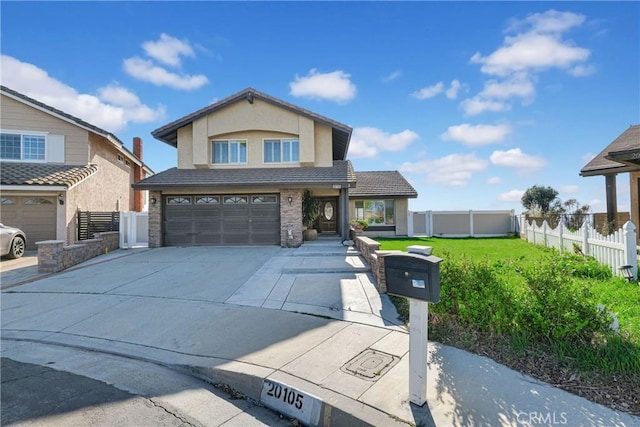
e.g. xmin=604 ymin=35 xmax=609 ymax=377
xmin=2 ymin=2 xmax=638 ymax=213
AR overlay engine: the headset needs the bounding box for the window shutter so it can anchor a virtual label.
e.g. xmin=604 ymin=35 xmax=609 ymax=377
xmin=47 ymin=134 xmax=65 ymax=163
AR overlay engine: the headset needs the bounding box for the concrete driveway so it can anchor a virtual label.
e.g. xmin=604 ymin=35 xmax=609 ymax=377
xmin=1 ymin=241 xmax=402 ymax=329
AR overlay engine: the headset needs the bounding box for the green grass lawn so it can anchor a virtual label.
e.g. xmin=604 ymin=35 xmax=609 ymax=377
xmin=374 ymin=237 xmax=640 ymax=371
xmin=376 ymin=235 xmax=544 ymax=263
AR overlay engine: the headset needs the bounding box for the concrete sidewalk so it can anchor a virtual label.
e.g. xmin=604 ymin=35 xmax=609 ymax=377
xmin=1 ymin=242 xmax=638 ymax=426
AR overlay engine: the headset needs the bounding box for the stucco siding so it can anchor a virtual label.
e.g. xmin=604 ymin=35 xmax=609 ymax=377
xmin=314 ymin=123 xmax=333 ymax=167
xmin=395 ymin=198 xmax=409 ymax=235
xmin=177 ymin=124 xmax=194 ymax=169
xmin=81 ymin=133 xmax=134 ymax=211
xmin=176 ymin=98 xmax=331 ymax=169
xmin=1 ymin=94 xmax=88 ymax=164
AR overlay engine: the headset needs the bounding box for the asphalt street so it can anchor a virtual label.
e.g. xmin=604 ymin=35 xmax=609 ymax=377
xmin=1 ymin=355 xmax=292 ymax=427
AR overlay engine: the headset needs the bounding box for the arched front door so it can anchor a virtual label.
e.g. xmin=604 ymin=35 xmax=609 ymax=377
xmin=318 ymin=198 xmax=338 ymax=233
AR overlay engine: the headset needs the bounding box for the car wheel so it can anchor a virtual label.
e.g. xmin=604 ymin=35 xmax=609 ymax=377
xmin=7 ymin=236 xmax=25 ymax=259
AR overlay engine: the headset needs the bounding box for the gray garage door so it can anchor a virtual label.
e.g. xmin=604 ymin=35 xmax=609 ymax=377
xmin=163 ymin=194 xmax=280 ymax=246
xmin=0 ymin=196 xmax=56 ymax=250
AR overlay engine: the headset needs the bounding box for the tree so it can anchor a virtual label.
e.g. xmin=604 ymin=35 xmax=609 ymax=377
xmin=563 ymin=198 xmax=590 ymax=231
xmin=521 ymin=185 xmax=560 ymax=216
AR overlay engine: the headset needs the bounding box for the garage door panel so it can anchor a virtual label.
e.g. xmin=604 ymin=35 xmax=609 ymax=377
xmin=163 ymin=193 xmax=280 ymax=246
xmin=0 ymin=196 xmax=56 ymax=250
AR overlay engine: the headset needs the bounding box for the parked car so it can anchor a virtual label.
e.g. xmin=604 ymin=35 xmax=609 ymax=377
xmin=0 ymin=224 xmax=26 ymax=259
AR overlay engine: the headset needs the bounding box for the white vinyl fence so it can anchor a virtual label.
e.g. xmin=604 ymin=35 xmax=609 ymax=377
xmin=520 ymin=217 xmax=637 ymax=280
xmin=119 ymin=211 xmax=149 ymax=248
xmin=408 ymin=210 xmax=517 ymax=238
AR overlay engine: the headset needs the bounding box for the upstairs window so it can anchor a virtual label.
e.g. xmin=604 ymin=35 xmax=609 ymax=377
xmin=0 ymin=132 xmax=45 ymax=161
xmin=264 ymin=139 xmax=299 ymax=163
xmin=213 ymin=139 xmax=247 ymax=164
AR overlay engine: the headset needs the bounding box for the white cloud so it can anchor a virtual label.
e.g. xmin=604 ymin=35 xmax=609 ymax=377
xmin=498 ymin=189 xmax=525 ymax=202
xmin=460 ymin=97 xmax=510 ymax=115
xmin=480 ymin=74 xmax=536 ymax=100
xmin=561 ymin=184 xmax=580 ymax=194
xmin=445 ymin=80 xmax=462 ymax=99
xmin=441 ymin=123 xmax=511 ymax=146
xmin=382 ymin=70 xmax=402 ymax=82
xmin=589 ymin=198 xmax=604 ymax=210
xmin=1 ymin=55 xmax=164 ymax=132
xmin=289 ymin=69 xmax=356 ymax=103
xmin=412 ymin=82 xmax=444 ymax=99
xmin=349 ymin=127 xmax=419 ymax=158
xmin=568 ymin=64 xmax=596 ymax=77
xmin=490 ymin=148 xmax=547 ymax=170
xmin=487 ymin=176 xmax=502 ymax=185
xmin=142 ymin=33 xmax=195 ymax=67
xmin=507 ymin=9 xmax=586 ymax=35
xmin=123 ymin=57 xmax=208 ymax=90
xmin=470 ymin=10 xmax=590 ymax=77
xmin=400 ymin=153 xmax=488 ymax=187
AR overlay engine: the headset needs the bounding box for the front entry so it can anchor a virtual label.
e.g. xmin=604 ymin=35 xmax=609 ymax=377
xmin=318 ymin=198 xmax=338 ymax=233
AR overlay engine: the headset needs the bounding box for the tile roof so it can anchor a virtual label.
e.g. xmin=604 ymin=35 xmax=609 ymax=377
xmin=151 ymin=88 xmax=353 ymax=161
xmin=1 ymin=162 xmax=99 ymax=187
xmin=133 ymin=160 xmax=356 ymax=190
xmin=580 ymin=125 xmax=640 ymax=176
xmin=350 ymin=171 xmax=418 ymax=198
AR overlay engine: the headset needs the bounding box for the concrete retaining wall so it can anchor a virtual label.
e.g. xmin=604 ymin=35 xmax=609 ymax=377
xmin=37 ymin=231 xmax=120 ymax=273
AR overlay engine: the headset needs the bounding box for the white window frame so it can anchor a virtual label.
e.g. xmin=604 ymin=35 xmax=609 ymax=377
xmin=263 ymin=138 xmax=299 ymax=163
xmin=0 ymin=129 xmax=48 ymax=162
xmin=212 ymin=139 xmax=248 ymax=164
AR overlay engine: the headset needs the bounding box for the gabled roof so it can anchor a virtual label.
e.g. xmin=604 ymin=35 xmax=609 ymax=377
xmin=0 ymin=85 xmax=152 ymax=173
xmin=1 ymin=162 xmax=99 ymax=188
xmin=350 ymin=171 xmax=418 ymax=198
xmin=151 ymin=87 xmax=353 ymax=161
xmin=580 ymin=125 xmax=640 ymax=177
xmin=133 ymin=160 xmax=356 ymax=190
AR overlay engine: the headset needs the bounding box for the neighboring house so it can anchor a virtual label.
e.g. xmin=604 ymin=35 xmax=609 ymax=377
xmin=580 ymin=124 xmax=640 ymax=240
xmin=133 ymin=87 xmax=417 ymax=247
xmin=0 ymin=86 xmax=152 ymax=249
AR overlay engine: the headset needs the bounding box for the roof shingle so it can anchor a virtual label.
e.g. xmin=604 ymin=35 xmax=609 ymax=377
xmin=133 ymin=160 xmax=356 ymax=190
xmin=350 ymin=171 xmax=418 ymax=198
xmin=580 ymin=125 xmax=640 ymax=176
xmin=1 ymin=162 xmax=99 ymax=187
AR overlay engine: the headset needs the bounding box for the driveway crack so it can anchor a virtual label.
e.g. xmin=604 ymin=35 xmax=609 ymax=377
xmin=148 ymin=398 xmax=199 ymax=426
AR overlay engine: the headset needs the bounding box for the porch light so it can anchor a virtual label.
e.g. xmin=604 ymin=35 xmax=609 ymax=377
xmin=287 ymin=195 xmax=293 ymax=205
xmin=618 ymin=264 xmax=634 ymax=282
xmin=151 ymin=197 xmax=157 ymax=206
xmin=57 ymin=193 xmax=64 ymax=205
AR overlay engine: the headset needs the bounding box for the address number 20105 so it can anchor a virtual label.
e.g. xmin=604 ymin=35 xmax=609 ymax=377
xmin=265 ymin=381 xmax=304 ymax=409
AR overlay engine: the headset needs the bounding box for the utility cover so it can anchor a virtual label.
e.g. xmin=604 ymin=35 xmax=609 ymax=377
xmin=341 ymin=349 xmax=399 ymax=381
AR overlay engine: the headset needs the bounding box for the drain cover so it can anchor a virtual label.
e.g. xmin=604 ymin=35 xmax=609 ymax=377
xmin=341 ymin=349 xmax=399 ymax=381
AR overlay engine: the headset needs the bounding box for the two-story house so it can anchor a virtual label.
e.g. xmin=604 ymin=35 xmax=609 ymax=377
xmin=133 ymin=88 xmax=417 ymax=247
xmin=0 ymin=86 xmax=152 ymax=250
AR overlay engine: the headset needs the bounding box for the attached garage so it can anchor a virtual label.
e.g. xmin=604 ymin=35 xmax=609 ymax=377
xmin=163 ymin=194 xmax=280 ymax=246
xmin=0 ymin=196 xmax=56 ymax=250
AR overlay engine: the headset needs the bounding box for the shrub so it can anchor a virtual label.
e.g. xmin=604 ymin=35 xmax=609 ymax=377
xmin=428 ymin=251 xmax=611 ymax=346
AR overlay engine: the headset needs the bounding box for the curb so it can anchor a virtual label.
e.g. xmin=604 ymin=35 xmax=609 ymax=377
xmin=180 ymin=364 xmax=409 ymax=427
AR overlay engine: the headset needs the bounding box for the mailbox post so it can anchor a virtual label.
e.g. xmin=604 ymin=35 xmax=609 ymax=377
xmin=384 ymin=252 xmax=442 ymax=406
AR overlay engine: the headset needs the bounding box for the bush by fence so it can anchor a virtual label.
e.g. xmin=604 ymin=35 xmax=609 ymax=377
xmin=520 ymin=217 xmax=637 ymax=280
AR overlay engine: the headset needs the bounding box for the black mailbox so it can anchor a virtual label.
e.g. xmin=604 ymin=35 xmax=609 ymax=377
xmin=384 ymin=253 xmax=442 ymax=302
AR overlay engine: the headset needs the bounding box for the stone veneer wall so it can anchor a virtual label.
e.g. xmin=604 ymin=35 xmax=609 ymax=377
xmin=280 ymin=189 xmax=303 ymax=247
xmin=37 ymin=231 xmax=120 ymax=273
xmin=354 ymin=235 xmax=401 ymax=293
xmin=148 ymin=191 xmax=162 ymax=248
